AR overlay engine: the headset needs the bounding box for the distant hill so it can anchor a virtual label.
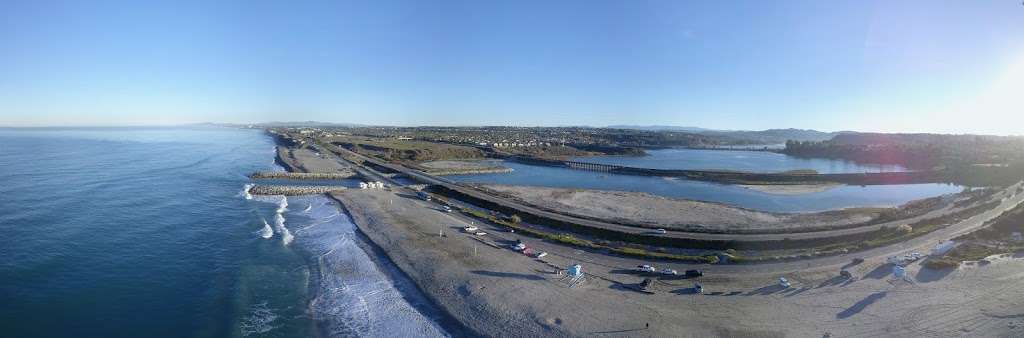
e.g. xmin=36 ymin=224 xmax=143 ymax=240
xmin=703 ymin=128 xmax=838 ymax=144
xmin=606 ymin=125 xmax=715 ymax=132
xmin=255 ymin=121 xmax=368 ymax=128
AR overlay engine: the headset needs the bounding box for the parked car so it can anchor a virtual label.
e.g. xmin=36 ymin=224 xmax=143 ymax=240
xmin=693 ymin=283 xmax=704 ymax=294
xmin=636 ymin=265 xmax=657 ymax=273
xmin=654 ymin=228 xmax=667 ymax=234
xmin=512 ymin=242 xmax=527 ymax=251
xmin=474 ymin=231 xmax=487 ymax=236
xmin=840 ymin=269 xmax=853 ymax=279
xmin=463 ymin=226 xmax=479 ymax=233
xmin=779 ymin=277 xmax=791 ymax=288
xmin=535 ymin=252 xmax=548 ymax=258
xmin=660 ymin=269 xmax=678 ymax=276
xmin=851 ymin=257 xmax=865 ymax=265
xmin=684 ymin=269 xmax=704 ymax=278
xmin=442 ymin=205 xmax=452 ymax=213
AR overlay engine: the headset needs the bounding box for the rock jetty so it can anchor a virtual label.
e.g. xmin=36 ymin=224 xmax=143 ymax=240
xmin=249 ymin=185 xmax=348 ymax=196
xmin=249 ymin=171 xmax=357 ymax=180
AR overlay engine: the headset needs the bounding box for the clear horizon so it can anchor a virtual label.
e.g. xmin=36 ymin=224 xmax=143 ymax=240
xmin=2 ymin=1 xmax=1023 ymax=134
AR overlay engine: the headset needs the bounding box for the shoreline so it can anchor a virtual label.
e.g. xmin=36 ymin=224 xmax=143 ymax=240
xmin=263 ymin=147 xmax=459 ymax=337
xmin=333 ymin=196 xmax=479 ymax=338
xmin=294 ymin=195 xmax=459 ymax=337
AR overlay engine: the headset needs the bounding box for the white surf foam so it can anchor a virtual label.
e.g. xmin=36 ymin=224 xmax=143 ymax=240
xmin=259 ymin=217 xmax=274 ymax=239
xmin=276 ymin=196 xmax=288 ymax=213
xmin=275 ymin=196 xmax=294 ymax=245
xmin=239 ymin=301 xmax=279 ymax=336
xmin=296 ymin=195 xmax=447 ymax=337
xmin=242 ymin=183 xmax=255 ymax=200
xmin=277 ymin=215 xmax=294 ymax=245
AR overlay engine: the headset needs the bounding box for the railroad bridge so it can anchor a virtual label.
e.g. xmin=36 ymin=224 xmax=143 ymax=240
xmin=564 ymin=161 xmax=624 ymax=172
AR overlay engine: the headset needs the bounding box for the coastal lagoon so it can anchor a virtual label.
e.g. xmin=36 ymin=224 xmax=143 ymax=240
xmin=447 ymin=160 xmax=962 ymax=213
xmin=0 ymin=127 xmax=445 ymax=338
xmin=573 ymin=148 xmax=907 ymax=173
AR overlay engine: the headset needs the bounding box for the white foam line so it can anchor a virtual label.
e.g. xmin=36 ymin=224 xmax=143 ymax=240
xmin=242 ymin=183 xmax=255 ymax=200
xmin=259 ymin=217 xmax=273 ymax=239
xmin=275 ymin=195 xmax=294 ymax=245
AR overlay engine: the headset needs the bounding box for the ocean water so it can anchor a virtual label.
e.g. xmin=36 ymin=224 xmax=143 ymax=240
xmin=0 ymin=127 xmax=446 ymax=338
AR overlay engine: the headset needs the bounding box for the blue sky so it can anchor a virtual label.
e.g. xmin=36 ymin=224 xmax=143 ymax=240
xmin=1 ymin=1 xmax=1022 ymax=134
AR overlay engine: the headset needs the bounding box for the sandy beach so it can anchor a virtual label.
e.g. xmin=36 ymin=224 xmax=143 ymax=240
xmin=330 ymin=188 xmax=1024 ymax=337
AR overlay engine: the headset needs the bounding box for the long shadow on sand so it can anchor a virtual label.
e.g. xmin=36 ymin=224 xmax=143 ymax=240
xmin=915 ymin=266 xmax=955 ymax=283
xmin=784 ymin=286 xmax=813 ymax=297
xmin=864 ymin=264 xmax=892 ymax=279
xmin=609 ymin=284 xmax=648 ymax=294
xmin=590 ymin=327 xmax=647 ymax=335
xmin=670 ymin=288 xmax=701 ymax=295
xmin=817 ymin=275 xmax=847 ymax=288
xmin=745 ymin=284 xmax=786 ymax=296
xmin=836 ymin=292 xmax=887 ymax=319
xmin=394 ymin=192 xmax=422 ymax=200
xmin=471 ymin=270 xmax=544 ymax=281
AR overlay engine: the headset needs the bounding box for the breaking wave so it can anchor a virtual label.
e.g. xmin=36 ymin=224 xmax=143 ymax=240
xmin=239 ymin=301 xmax=279 ymax=336
xmin=276 ymin=196 xmax=288 ymax=213
xmin=259 ymin=217 xmax=273 ymax=239
xmin=296 ymin=196 xmax=447 ymax=337
xmin=241 ymin=184 xmax=254 ymax=200
xmin=275 ymin=196 xmax=294 ymax=245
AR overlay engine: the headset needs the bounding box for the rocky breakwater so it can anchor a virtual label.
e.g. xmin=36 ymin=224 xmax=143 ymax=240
xmin=249 ymin=171 xmax=357 ymax=180
xmin=248 ymin=185 xmax=348 ymax=196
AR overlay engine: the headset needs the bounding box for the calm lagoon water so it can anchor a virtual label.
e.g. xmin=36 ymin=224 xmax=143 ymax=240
xmin=447 ymin=160 xmax=961 ymax=213
xmin=573 ymin=148 xmax=907 ymax=173
xmin=0 ymin=127 xmax=445 ymax=338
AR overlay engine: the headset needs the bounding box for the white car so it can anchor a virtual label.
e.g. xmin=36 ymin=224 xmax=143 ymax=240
xmin=535 ymin=252 xmax=548 ymax=258
xmin=512 ymin=243 xmax=527 ymax=251
xmin=636 ymin=265 xmax=657 ymax=273
xmin=474 ymin=232 xmax=487 ymax=236
xmin=660 ymin=269 xmax=678 ymax=276
xmin=779 ymin=277 xmax=791 ymax=288
xmin=654 ymin=228 xmax=667 ymax=234
xmin=463 ymin=226 xmax=479 ymax=233
xmin=442 ymin=206 xmax=452 ymax=213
